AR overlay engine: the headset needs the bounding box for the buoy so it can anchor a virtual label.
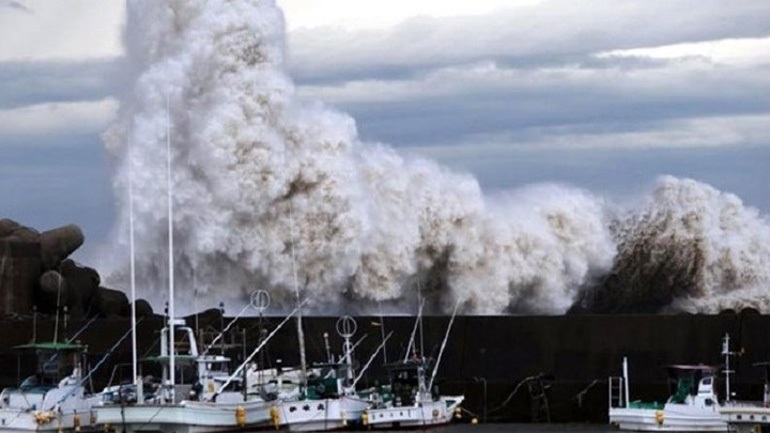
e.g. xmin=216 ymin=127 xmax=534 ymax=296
xmin=235 ymin=405 xmax=246 ymax=427
xmin=73 ymin=413 xmax=81 ymax=432
xmin=471 ymin=418 xmax=479 ymax=424
xmin=362 ymin=411 xmax=368 ymax=426
xmin=655 ymin=410 xmax=664 ymax=425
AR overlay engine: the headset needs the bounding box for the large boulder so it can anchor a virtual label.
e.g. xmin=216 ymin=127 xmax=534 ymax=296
xmin=38 ymin=270 xmax=67 ymax=314
xmin=135 ymin=299 xmax=154 ymax=317
xmin=0 ymin=240 xmax=40 ymax=316
xmin=40 ymin=225 xmax=84 ymax=271
xmin=93 ymin=287 xmax=130 ymax=318
xmin=0 ymin=219 xmax=39 ymax=242
xmin=59 ymin=259 xmax=100 ymax=318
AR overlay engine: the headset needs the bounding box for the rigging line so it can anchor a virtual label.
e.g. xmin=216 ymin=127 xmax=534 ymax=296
xmin=53 ymin=318 xmax=146 ymax=409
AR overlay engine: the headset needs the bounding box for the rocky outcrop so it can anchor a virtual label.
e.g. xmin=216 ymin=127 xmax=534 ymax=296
xmin=0 ymin=218 xmax=152 ymax=319
xmin=40 ymin=225 xmax=84 ymax=271
xmin=0 ymin=239 xmax=40 ymax=316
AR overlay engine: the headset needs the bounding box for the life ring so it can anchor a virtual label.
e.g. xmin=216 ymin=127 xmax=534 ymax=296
xmin=655 ymin=410 xmax=664 ymax=425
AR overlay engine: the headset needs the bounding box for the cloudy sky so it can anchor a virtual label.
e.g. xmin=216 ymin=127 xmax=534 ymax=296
xmin=1 ymin=0 xmax=769 ymax=259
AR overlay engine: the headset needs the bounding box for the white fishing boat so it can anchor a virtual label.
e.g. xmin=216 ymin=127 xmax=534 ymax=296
xmin=608 ymin=334 xmax=740 ymax=432
xmin=95 ymin=318 xmax=290 ymax=433
xmin=274 ymin=316 xmax=388 ymax=432
xmin=719 ymin=341 xmax=770 ymax=433
xmin=362 ymin=300 xmax=464 ymax=429
xmin=0 ymin=341 xmax=100 ymax=433
xmin=362 ymin=359 xmax=464 ymax=429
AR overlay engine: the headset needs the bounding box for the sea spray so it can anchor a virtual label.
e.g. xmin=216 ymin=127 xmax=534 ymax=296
xmin=574 ymin=176 xmax=770 ymax=313
xmin=97 ymin=0 xmax=770 ymax=315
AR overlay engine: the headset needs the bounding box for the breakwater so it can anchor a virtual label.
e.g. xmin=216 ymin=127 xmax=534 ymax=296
xmin=1 ymin=312 xmax=767 ymax=423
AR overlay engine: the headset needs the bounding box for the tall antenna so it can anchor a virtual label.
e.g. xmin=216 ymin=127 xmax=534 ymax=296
xmin=128 ymin=135 xmax=141 ymax=403
xmin=166 ymin=93 xmax=176 ymax=393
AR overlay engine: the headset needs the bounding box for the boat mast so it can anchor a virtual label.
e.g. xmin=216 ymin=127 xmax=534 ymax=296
xmin=288 ymin=204 xmax=307 ymax=388
xmin=166 ymin=94 xmax=176 ymax=395
xmin=128 ymin=137 xmax=142 ymax=403
xmin=723 ymin=333 xmax=734 ymax=402
xmin=622 ymin=357 xmax=630 ymax=407
xmin=378 ymin=300 xmax=387 ymax=364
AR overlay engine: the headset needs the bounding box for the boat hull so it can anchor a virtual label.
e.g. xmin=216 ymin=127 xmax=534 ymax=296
xmin=721 ymin=404 xmax=770 ymax=433
xmin=0 ymin=409 xmax=95 ymax=433
xmin=276 ymin=397 xmax=368 ymax=432
xmin=94 ymin=400 xmax=275 ymax=433
xmin=363 ymin=395 xmax=464 ymax=429
xmin=609 ymin=406 xmax=728 ymax=432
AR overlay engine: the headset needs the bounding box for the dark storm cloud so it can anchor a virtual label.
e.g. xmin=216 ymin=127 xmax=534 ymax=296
xmin=0 ymin=58 xmax=122 ymax=110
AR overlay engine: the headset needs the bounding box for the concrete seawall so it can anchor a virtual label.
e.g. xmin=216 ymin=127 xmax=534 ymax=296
xmin=0 ymin=312 xmax=765 ymax=423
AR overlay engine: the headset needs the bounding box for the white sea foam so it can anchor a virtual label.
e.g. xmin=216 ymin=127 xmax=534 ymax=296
xmin=97 ymin=0 xmax=770 ymax=315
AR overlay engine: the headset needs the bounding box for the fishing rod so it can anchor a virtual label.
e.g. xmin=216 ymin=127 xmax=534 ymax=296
xmin=351 ymin=331 xmax=393 ymax=390
xmin=201 ymin=303 xmax=251 ymax=356
xmin=427 ymin=301 xmax=460 ymax=392
xmin=404 ymin=297 xmax=426 ymax=362
xmin=41 ymin=315 xmax=100 ymax=370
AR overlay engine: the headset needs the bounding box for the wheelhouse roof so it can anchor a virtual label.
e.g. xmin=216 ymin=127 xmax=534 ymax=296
xmin=13 ymin=342 xmax=85 ymax=351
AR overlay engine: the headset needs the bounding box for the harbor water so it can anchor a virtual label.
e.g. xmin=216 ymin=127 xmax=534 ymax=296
xmin=399 ymin=424 xmax=616 ymax=433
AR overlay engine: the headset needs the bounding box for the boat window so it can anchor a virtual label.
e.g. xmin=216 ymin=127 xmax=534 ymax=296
xmin=702 ymin=378 xmax=712 ymax=385
xmin=705 ymin=398 xmax=713 ymax=406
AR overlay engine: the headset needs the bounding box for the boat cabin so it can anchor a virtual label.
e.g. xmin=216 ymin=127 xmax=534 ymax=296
xmin=0 ymin=342 xmax=86 ymax=410
xmin=665 ymin=365 xmax=720 ymax=407
xmin=383 ymin=359 xmax=435 ymax=407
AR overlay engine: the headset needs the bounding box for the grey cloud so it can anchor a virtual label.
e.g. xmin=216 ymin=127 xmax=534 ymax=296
xmin=286 ymin=0 xmax=770 ymax=85
xmin=315 ymin=62 xmax=770 ymax=147
xmin=0 ymin=58 xmax=123 ymax=110
xmin=0 ymin=0 xmax=31 ymax=13
xmin=416 ymin=144 xmax=770 ymax=213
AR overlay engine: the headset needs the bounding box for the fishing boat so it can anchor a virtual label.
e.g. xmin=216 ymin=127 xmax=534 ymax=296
xmin=0 ymin=341 xmax=100 ymax=433
xmin=362 ymin=301 xmax=464 ymax=429
xmin=362 ymin=359 xmax=464 ymax=429
xmin=720 ymin=353 xmax=770 ymax=433
xmin=273 ymin=316 xmax=389 ymax=432
xmin=95 ymin=316 xmax=300 ymax=433
xmin=608 ymin=334 xmax=740 ymax=432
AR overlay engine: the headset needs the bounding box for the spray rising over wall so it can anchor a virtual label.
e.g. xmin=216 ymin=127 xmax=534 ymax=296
xmin=99 ymin=0 xmax=770 ymax=315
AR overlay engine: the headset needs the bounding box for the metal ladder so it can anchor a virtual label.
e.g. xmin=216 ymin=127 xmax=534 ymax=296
xmin=609 ymin=376 xmax=624 ymax=408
